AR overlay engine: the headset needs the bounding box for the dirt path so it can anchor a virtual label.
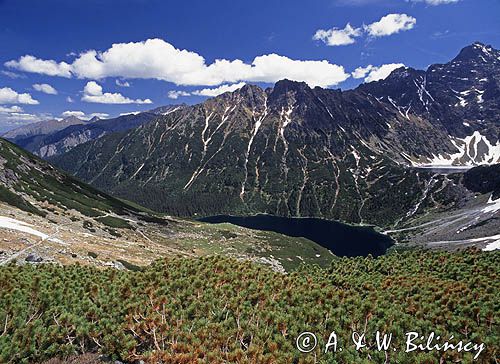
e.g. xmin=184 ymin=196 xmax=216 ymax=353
xmin=0 ymin=226 xmax=61 ymax=266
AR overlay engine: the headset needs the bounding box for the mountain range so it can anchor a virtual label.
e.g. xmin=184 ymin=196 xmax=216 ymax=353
xmin=2 ymin=105 xmax=186 ymax=158
xmin=46 ymin=43 xmax=499 ymax=230
xmin=2 ymin=116 xmax=89 ymax=143
xmin=0 ymin=42 xmax=498 ymax=252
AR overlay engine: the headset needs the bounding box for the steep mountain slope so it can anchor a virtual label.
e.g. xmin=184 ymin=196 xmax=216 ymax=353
xmin=0 ymin=137 xmax=168 ymax=231
xmin=358 ymin=42 xmax=500 ymax=166
xmin=52 ymin=43 xmax=499 ymax=231
xmin=148 ymin=104 xmax=187 ymax=115
xmin=384 ymin=164 xmax=499 ymax=251
xmin=52 ymin=82 xmax=426 ymax=224
xmin=0 ymin=138 xmax=331 ymax=270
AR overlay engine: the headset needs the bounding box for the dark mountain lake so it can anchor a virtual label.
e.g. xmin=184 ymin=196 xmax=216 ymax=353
xmin=198 ymin=214 xmax=394 ymax=257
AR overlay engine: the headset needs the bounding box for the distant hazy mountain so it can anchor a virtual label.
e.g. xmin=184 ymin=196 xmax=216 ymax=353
xmin=29 ymin=112 xmax=158 ymax=158
xmin=6 ymin=105 xmax=185 ymax=158
xmin=2 ymin=116 xmax=87 ymax=141
xmin=52 ymin=43 xmax=499 ymax=229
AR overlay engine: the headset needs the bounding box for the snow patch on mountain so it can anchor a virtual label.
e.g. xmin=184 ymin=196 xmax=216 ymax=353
xmin=483 ymin=195 xmax=500 ymax=214
xmin=453 ymin=87 xmax=485 ymax=107
xmin=482 ymin=236 xmax=500 ymax=251
xmin=0 ymin=216 xmax=63 ymax=243
xmin=414 ymin=131 xmax=500 ymax=167
xmin=429 ymin=234 xmax=500 ymax=251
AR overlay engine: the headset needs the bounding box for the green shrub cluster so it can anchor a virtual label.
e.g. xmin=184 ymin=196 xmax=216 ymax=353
xmin=0 ymin=250 xmax=498 ymax=363
xmin=0 ymin=185 xmax=46 ymax=217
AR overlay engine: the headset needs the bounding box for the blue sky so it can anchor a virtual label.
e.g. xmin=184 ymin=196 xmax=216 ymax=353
xmin=0 ymin=0 xmax=499 ymax=131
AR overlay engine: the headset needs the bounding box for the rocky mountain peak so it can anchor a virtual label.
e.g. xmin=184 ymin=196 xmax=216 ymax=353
xmin=268 ymin=79 xmax=313 ymax=108
xmin=272 ymin=79 xmax=310 ymax=93
xmin=386 ymin=66 xmax=420 ymax=81
xmin=88 ymin=116 xmax=102 ymax=123
xmin=209 ymin=83 xmax=266 ymax=111
xmin=234 ymin=83 xmax=264 ymax=99
xmin=271 ymin=79 xmax=311 ymax=98
xmin=452 ymin=42 xmax=499 ymax=64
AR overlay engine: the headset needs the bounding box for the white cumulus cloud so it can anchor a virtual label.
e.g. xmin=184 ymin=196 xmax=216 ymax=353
xmin=33 ymin=83 xmax=58 ymax=95
xmin=352 ymin=65 xmax=375 ymax=79
xmin=3 ymin=113 xmax=40 ymax=122
xmin=1 ymin=70 xmax=26 ymax=79
xmin=61 ymin=110 xmax=109 ymax=120
xmin=192 ymin=82 xmax=246 ymax=97
xmin=353 ymin=63 xmax=405 ymax=82
xmin=82 ymin=81 xmax=152 ymax=104
xmin=0 ymin=87 xmax=39 ymax=105
xmin=5 ymin=38 xmax=350 ymax=88
xmin=5 ymin=55 xmax=72 ymax=77
xmin=167 ymin=90 xmax=191 ymax=99
xmin=247 ymin=54 xmax=348 ymax=87
xmin=115 ymin=79 xmax=130 ymax=87
xmin=168 ymin=82 xmax=246 ymax=99
xmin=0 ymin=108 xmax=53 ymax=127
xmin=364 ymin=14 xmax=416 ymax=37
xmin=88 ymin=112 xmax=109 ymax=119
xmin=0 ymin=104 xmax=52 ymax=129
xmin=0 ymin=105 xmax=23 ymax=113
xmin=313 ymin=23 xmax=363 ymax=46
xmin=408 ymin=0 xmax=459 ymax=4
xmin=61 ymin=110 xmax=86 ymax=118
